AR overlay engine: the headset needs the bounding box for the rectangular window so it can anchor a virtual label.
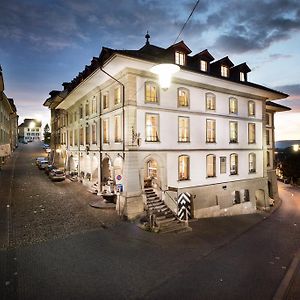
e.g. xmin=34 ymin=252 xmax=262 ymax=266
xmin=248 ymin=123 xmax=256 ymax=144
xmin=103 ymin=119 xmax=109 ymax=144
xmin=92 ymin=96 xmax=97 ymax=114
xmin=207 ymin=155 xmax=216 ymax=178
xmin=266 ymin=129 xmax=270 ymax=146
xmin=178 ymin=155 xmax=189 ymax=180
xmin=103 ymin=93 xmax=109 ymax=110
xmin=220 ymin=157 xmax=226 ymax=174
xmin=70 ymin=130 xmax=73 ymax=146
xmin=206 ymin=93 xmax=216 ymax=110
xmin=178 ymin=88 xmax=189 ymax=107
xmin=79 ymin=106 xmax=83 ymax=119
xmin=267 ymin=151 xmax=271 ymax=167
xmin=221 ymin=65 xmax=229 ymax=77
xmin=249 ymin=153 xmax=256 ymax=173
xmin=206 ymin=119 xmax=216 ymax=143
xmin=79 ymin=127 xmax=84 ymax=145
xmin=266 ymin=113 xmax=271 ymax=126
xmin=230 ymin=154 xmax=238 ymax=175
xmin=114 ymin=115 xmax=122 ymax=143
xmin=85 ymin=102 xmax=90 ymax=116
xmin=74 ymin=111 xmax=77 ymax=122
xmin=175 ymin=51 xmax=185 ymax=66
xmin=85 ymin=125 xmax=90 ymax=145
xmin=200 ymin=60 xmax=207 ymax=72
xmin=248 ymin=101 xmax=255 ymax=116
xmin=114 ymin=87 xmax=121 ymax=105
xmin=92 ymin=123 xmax=97 ymax=144
xmin=178 ymin=117 xmax=190 ymax=142
xmin=240 ymin=72 xmax=245 ymax=81
xmin=229 ymin=97 xmax=238 ymax=114
xmin=74 ymin=129 xmax=78 ymax=146
xmin=145 ymin=113 xmax=159 ymax=142
xmin=145 ymin=82 xmax=158 ymax=103
xmin=229 ymin=121 xmax=238 ymax=143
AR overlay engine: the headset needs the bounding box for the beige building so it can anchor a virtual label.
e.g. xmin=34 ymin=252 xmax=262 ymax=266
xmin=44 ymin=36 xmax=289 ymax=219
xmin=0 ymin=66 xmax=18 ymax=164
xmin=18 ymin=119 xmax=42 ymax=142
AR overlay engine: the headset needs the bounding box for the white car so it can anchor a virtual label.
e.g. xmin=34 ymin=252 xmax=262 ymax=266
xmin=36 ymin=157 xmax=47 ymax=166
xmin=49 ymin=169 xmax=66 ymax=181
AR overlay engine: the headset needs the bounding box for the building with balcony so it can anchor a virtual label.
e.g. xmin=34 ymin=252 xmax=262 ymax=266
xmin=44 ymin=35 xmax=289 ymax=219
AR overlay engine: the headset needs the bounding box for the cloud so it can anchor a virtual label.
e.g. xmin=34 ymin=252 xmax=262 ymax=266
xmin=275 ymin=84 xmax=300 ymax=112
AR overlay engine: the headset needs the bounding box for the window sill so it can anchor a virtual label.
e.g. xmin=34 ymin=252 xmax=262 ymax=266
xmin=144 ymin=101 xmax=159 ymax=105
xmin=230 ymin=173 xmax=238 ymax=176
xmin=177 ymin=179 xmax=191 ymax=182
xmin=229 ymin=141 xmax=238 ymax=144
xmin=249 ymin=171 xmax=256 ymax=174
xmin=206 ymin=176 xmax=216 ymax=178
xmin=145 ymin=140 xmax=160 ymax=143
xmin=178 ymin=140 xmax=190 ymax=143
xmin=206 ymin=141 xmax=216 ymax=144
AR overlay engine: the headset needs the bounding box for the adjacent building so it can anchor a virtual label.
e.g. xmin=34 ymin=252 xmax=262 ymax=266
xmin=44 ymin=35 xmax=289 ymax=219
xmin=18 ymin=118 xmax=42 ymax=142
xmin=0 ymin=65 xmax=18 ymax=164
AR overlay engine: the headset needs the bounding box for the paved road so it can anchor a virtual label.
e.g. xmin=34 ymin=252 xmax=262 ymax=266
xmin=1 ymin=143 xmax=300 ymax=299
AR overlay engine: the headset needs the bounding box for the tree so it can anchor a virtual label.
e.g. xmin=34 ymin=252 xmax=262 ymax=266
xmin=43 ymin=124 xmax=51 ymax=144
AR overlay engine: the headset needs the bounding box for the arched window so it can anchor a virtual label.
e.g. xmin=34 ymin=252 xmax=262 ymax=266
xmin=178 ymin=155 xmax=190 ymax=181
xmin=206 ymin=154 xmax=216 ymax=177
xmin=249 ymin=153 xmax=256 ymax=173
xmin=206 ymin=93 xmax=216 ymax=110
xmin=145 ymin=81 xmax=159 ymax=103
xmin=248 ymin=100 xmax=255 ymax=117
xmin=229 ymin=97 xmax=238 ymax=114
xmin=178 ymin=88 xmax=189 ymax=107
xmin=230 ymin=153 xmax=238 ymax=175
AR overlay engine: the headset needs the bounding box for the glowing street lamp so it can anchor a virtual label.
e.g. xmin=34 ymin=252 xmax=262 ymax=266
xmin=150 ymin=63 xmax=180 ymax=90
xmin=292 ymin=144 xmax=299 ymax=152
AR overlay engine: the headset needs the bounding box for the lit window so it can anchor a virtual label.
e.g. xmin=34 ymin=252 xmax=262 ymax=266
xmin=103 ymin=93 xmax=109 ymax=110
xmin=178 ymin=117 xmax=190 ymax=142
xmin=114 ymin=86 xmax=121 ymax=105
xmin=248 ymin=123 xmax=256 ymax=144
xmin=229 ymin=97 xmax=238 ymax=114
xmin=92 ymin=123 xmax=97 ymax=144
xmin=249 ymin=153 xmax=256 ymax=173
xmin=206 ymin=93 xmax=216 ymax=110
xmin=220 ymin=157 xmax=226 ymax=174
xmin=221 ymin=65 xmax=229 ymax=77
xmin=207 ymin=154 xmax=216 ymax=177
xmin=178 ymin=155 xmax=190 ymax=180
xmin=178 ymin=88 xmax=189 ymax=107
xmin=206 ymin=119 xmax=216 ymax=143
xmin=240 ymin=72 xmax=245 ymax=81
xmin=145 ymin=82 xmax=159 ymax=103
xmin=248 ymin=101 xmax=255 ymax=117
xmin=103 ymin=119 xmax=109 ymax=144
xmin=145 ymin=113 xmax=159 ymax=142
xmin=230 ymin=153 xmax=238 ymax=175
xmin=79 ymin=127 xmax=84 ymax=145
xmin=114 ymin=115 xmax=122 ymax=143
xmin=175 ymin=51 xmax=185 ymax=66
xmin=266 ymin=129 xmax=271 ymax=146
xmin=147 ymin=160 xmax=157 ymax=179
xmin=92 ymin=96 xmax=97 ymax=114
xmin=229 ymin=121 xmax=238 ymax=143
xmin=200 ymin=60 xmax=208 ymax=72
xmin=85 ymin=125 xmax=90 ymax=145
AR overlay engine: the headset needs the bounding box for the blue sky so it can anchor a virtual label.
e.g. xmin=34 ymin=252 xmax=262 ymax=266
xmin=1 ymin=0 xmax=299 ymax=140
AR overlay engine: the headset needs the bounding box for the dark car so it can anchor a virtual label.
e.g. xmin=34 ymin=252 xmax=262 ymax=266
xmin=45 ymin=164 xmax=56 ymax=175
xmin=49 ymin=169 xmax=66 ymax=181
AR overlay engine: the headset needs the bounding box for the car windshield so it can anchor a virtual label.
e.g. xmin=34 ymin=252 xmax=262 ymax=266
xmin=55 ymin=170 xmax=64 ymax=174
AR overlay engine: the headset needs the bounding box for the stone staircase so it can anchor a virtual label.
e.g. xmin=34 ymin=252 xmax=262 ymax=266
xmin=144 ymin=188 xmax=191 ymax=234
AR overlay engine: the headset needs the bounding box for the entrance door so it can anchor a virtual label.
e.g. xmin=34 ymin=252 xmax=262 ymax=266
xmin=144 ymin=159 xmax=158 ymax=188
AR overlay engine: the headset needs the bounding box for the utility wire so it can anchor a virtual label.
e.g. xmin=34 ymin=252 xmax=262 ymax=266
xmin=173 ymin=0 xmax=200 ymax=45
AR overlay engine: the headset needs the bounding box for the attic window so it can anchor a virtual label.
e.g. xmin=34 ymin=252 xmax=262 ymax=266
xmin=240 ymin=72 xmax=245 ymax=82
xmin=200 ymin=60 xmax=208 ymax=72
xmin=175 ymin=51 xmax=185 ymax=66
xmin=221 ymin=65 xmax=229 ymax=77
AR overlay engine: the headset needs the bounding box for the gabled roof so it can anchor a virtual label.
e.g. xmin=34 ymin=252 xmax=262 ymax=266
xmin=167 ymin=40 xmax=192 ymax=54
xmin=266 ymin=101 xmax=291 ymax=112
xmin=192 ymin=49 xmax=214 ymax=61
xmin=231 ymin=62 xmax=251 ymax=73
xmin=211 ymin=56 xmax=234 ymax=68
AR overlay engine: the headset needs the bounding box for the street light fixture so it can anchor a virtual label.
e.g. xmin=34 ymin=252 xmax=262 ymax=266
xmin=292 ymin=144 xmax=299 ymax=152
xmin=150 ymin=63 xmax=180 ymax=90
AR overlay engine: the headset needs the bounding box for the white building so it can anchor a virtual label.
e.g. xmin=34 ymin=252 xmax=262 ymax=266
xmin=44 ymin=36 xmax=289 ymax=219
xmin=18 ymin=119 xmax=42 ymax=142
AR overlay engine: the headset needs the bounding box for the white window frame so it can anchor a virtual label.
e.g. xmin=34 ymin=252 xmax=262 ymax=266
xmin=178 ymin=155 xmax=190 ymax=181
xmin=175 ymin=51 xmax=185 ymax=66
xmin=206 ymin=154 xmax=216 ymax=178
xmin=178 ymin=116 xmax=190 ymax=142
xmin=145 ymin=113 xmax=159 ymax=142
xmin=206 ymin=119 xmax=216 ymax=143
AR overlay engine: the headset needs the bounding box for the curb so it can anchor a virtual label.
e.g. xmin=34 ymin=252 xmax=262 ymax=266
xmin=273 ymin=249 xmax=300 ymax=300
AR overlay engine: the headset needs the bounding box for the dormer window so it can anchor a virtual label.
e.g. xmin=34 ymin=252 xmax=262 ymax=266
xmin=221 ymin=65 xmax=229 ymax=77
xmin=200 ymin=60 xmax=208 ymax=72
xmin=240 ymin=72 xmax=245 ymax=82
xmin=175 ymin=51 xmax=186 ymax=66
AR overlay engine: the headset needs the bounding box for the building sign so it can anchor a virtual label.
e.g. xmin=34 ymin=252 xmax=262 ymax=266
xmin=177 ymin=192 xmax=192 ymax=220
xmin=0 ymin=144 xmax=11 ymax=157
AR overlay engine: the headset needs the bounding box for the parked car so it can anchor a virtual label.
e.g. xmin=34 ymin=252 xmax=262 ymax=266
xmin=36 ymin=157 xmax=47 ymax=166
xmin=49 ymin=169 xmax=66 ymax=181
xmin=45 ymin=164 xmax=56 ymax=175
xmin=42 ymin=143 xmax=49 ymax=149
xmin=38 ymin=160 xmax=49 ymax=170
xmin=21 ymin=140 xmax=28 ymax=144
